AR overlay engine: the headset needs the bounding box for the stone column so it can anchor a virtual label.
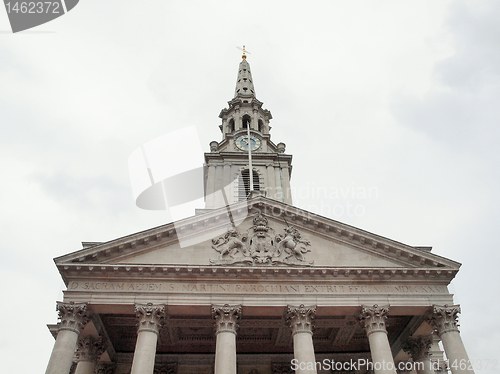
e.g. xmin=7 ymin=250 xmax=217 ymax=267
xmin=286 ymin=304 xmax=317 ymax=374
xmin=45 ymin=302 xmax=89 ymax=374
xmin=74 ymin=336 xmax=106 ymax=374
xmin=402 ymin=335 xmax=435 ymax=374
xmin=359 ymin=305 xmax=397 ymax=374
xmin=212 ymin=304 xmax=241 ymax=374
xmin=130 ymin=303 xmax=166 ymax=374
xmin=427 ymin=305 xmax=475 ymax=374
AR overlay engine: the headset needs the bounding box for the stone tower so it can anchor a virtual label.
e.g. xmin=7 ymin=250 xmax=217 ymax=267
xmin=204 ymin=53 xmax=292 ymax=209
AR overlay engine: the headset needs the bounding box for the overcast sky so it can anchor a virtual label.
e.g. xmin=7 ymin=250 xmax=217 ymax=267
xmin=1 ymin=1 xmax=499 ymax=373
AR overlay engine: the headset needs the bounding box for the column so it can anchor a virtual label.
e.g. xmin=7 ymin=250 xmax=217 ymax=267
xmin=212 ymin=304 xmax=241 ymax=374
xmin=45 ymin=302 xmax=89 ymax=374
xmin=130 ymin=303 xmax=166 ymax=374
xmin=426 ymin=305 xmax=475 ymax=374
xmin=74 ymin=336 xmax=106 ymax=374
xmin=402 ymin=335 xmax=435 ymax=374
xmin=359 ymin=305 xmax=397 ymax=374
xmin=286 ymin=304 xmax=317 ymax=374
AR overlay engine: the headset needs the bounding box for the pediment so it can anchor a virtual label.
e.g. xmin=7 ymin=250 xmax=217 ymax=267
xmin=55 ymin=197 xmax=460 ymax=277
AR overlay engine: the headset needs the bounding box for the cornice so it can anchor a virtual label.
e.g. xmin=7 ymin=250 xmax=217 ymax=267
xmin=57 ymin=263 xmax=457 ymax=284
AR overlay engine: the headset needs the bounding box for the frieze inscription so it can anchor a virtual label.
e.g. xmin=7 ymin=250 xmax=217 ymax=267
xmin=68 ymin=281 xmax=448 ymax=295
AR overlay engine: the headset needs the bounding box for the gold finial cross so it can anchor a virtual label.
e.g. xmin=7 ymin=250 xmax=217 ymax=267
xmin=237 ymin=45 xmax=251 ymax=60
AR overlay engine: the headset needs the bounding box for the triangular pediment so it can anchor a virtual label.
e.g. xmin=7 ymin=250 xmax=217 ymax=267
xmin=55 ymin=197 xmax=460 ymax=283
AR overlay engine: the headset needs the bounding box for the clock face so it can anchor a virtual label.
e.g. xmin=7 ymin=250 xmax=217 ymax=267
xmin=235 ymin=135 xmax=261 ymax=151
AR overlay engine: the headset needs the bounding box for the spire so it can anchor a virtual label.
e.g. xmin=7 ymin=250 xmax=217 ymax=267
xmin=234 ymin=52 xmax=256 ymax=98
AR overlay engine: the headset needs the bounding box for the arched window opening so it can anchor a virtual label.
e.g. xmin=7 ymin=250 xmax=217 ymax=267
xmin=238 ymin=169 xmax=260 ymax=201
xmin=258 ymin=120 xmax=264 ymax=132
xmin=228 ymin=118 xmax=235 ymax=133
xmin=242 ymin=115 xmax=251 ymax=129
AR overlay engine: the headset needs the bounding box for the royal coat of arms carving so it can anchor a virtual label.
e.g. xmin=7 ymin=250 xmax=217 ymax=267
xmin=210 ymin=215 xmax=313 ymax=266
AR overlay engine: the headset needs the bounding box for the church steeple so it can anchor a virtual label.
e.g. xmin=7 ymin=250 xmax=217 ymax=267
xmin=234 ymin=57 xmax=256 ymax=98
xmin=203 ymin=54 xmax=293 ymax=210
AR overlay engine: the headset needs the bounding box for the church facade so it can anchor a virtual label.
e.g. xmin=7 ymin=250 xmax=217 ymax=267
xmin=45 ymin=54 xmax=475 ymax=374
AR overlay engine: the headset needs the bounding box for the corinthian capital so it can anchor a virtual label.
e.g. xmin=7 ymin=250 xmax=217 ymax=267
xmin=359 ymin=304 xmax=390 ymax=336
xmin=426 ymin=304 xmax=461 ymax=336
xmin=75 ymin=336 xmax=107 ymax=363
xmin=56 ymin=301 xmax=89 ymax=334
xmin=135 ymin=303 xmax=166 ymax=335
xmin=212 ymin=304 xmax=241 ymax=335
xmin=286 ymin=304 xmax=317 ymax=336
xmin=402 ymin=335 xmax=433 ymax=361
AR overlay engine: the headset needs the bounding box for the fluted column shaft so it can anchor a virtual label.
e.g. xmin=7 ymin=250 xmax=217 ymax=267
xmin=130 ymin=303 xmax=166 ymax=374
xmin=402 ymin=335 xmax=435 ymax=374
xmin=74 ymin=336 xmax=106 ymax=374
xmin=359 ymin=305 xmax=397 ymax=374
xmin=212 ymin=304 xmax=241 ymax=374
xmin=427 ymin=305 xmax=474 ymax=374
xmin=45 ymin=302 xmax=89 ymax=374
xmin=287 ymin=305 xmax=317 ymax=374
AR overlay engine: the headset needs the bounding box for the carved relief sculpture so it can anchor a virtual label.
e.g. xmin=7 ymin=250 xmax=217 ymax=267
xmin=210 ymin=214 xmax=313 ymax=266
